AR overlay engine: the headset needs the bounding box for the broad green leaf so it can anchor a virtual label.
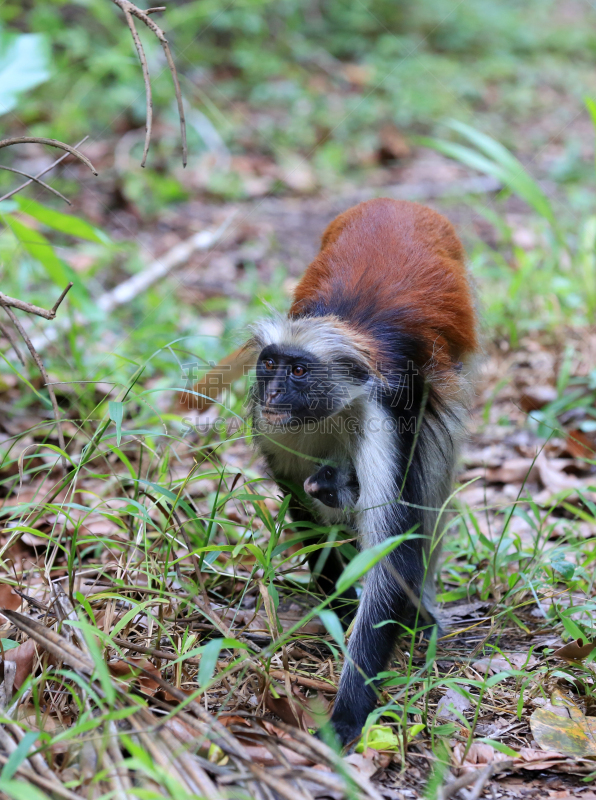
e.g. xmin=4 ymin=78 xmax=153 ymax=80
xmin=447 ymin=120 xmax=555 ymax=224
xmin=559 ymin=615 xmax=585 ymax=642
xmin=319 ymin=610 xmax=344 ymax=648
xmin=15 ymin=197 xmax=107 ymax=243
xmin=108 ymin=401 xmax=124 ymax=446
xmin=0 ymin=31 xmax=49 ymax=116
xmin=268 ymin=580 xmax=279 ymax=609
xmin=355 ymin=725 xmax=400 ymax=753
xmin=336 ymin=533 xmax=410 ymax=594
xmin=109 ymin=599 xmax=155 ymax=642
xmin=0 ymin=779 xmax=48 ymax=800
xmin=0 ymin=639 xmax=19 ymax=651
xmin=2 ymin=214 xmax=68 ymax=284
xmin=1 ymin=215 xmax=88 ymax=305
xmin=551 ymin=557 xmax=575 ymax=581
xmin=419 ymin=127 xmax=555 ymax=226
xmin=0 ymin=731 xmax=39 ymax=780
xmin=198 ymin=638 xmax=224 ymax=687
xmin=476 ymin=739 xmax=519 ymax=758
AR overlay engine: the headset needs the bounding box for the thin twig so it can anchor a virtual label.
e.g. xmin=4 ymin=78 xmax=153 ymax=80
xmin=28 ymin=213 xmax=235 ymax=354
xmin=0 ymin=752 xmax=85 ymax=800
xmin=0 ymin=283 xmax=73 ymax=321
xmin=0 ymin=284 xmax=74 ymax=473
xmin=123 ymin=7 xmax=153 ymax=166
xmin=0 ymin=319 xmax=25 ymax=365
xmin=146 ymin=6 xmax=166 ymax=13
xmin=0 ymin=136 xmax=89 ymax=204
xmin=51 ymin=282 xmax=75 ymax=315
xmin=111 ymin=0 xmax=187 ymax=166
xmin=0 ymin=137 xmax=97 ymax=175
xmin=463 ymin=765 xmax=495 ymax=800
xmin=0 ymin=165 xmax=71 ymax=205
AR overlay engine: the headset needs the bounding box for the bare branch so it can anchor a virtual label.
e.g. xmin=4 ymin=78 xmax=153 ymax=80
xmin=0 ymin=137 xmax=97 ymax=175
xmin=28 ymin=214 xmax=235 ymax=353
xmin=0 ymin=165 xmax=71 ymax=205
xmin=123 ymin=7 xmax=153 ymax=167
xmin=51 ymin=283 xmax=75 ymax=315
xmin=0 ymin=319 xmax=26 ymax=366
xmin=146 ymin=6 xmax=166 ymax=13
xmin=111 ymin=0 xmax=187 ymax=167
xmin=0 ymin=136 xmax=89 ymax=204
xmin=0 ymin=284 xmax=74 ymax=321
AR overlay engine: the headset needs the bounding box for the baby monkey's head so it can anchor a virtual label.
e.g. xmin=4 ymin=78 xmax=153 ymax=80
xmin=303 ymin=463 xmax=359 ymax=510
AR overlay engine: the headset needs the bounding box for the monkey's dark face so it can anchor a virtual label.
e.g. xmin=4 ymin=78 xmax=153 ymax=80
xmin=304 ymin=463 xmax=359 ymax=509
xmin=254 ymin=345 xmax=364 ymax=427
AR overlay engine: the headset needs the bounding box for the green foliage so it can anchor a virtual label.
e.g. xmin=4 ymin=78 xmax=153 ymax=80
xmin=2 ymin=0 xmax=596 ymax=183
xmin=0 ymin=25 xmax=49 ymax=115
xmin=422 ymin=110 xmax=596 ymax=340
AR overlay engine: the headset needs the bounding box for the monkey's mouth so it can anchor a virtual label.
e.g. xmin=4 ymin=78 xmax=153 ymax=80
xmin=260 ymin=407 xmax=292 ymax=425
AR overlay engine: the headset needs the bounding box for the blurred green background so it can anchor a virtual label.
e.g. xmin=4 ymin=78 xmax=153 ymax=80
xmin=1 ymin=0 xmax=596 ymax=399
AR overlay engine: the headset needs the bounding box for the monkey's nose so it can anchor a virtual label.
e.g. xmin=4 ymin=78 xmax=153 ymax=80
xmin=304 ymin=477 xmax=319 ymax=495
xmin=265 ymin=389 xmax=282 ymax=406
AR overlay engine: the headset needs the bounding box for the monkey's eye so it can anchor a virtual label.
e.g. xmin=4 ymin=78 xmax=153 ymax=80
xmin=292 ymin=364 xmax=307 ymax=377
xmin=263 ymin=358 xmax=276 ymax=370
xmin=323 ymin=467 xmax=333 ymax=480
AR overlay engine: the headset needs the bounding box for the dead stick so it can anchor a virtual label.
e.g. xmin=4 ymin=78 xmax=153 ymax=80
xmin=28 ymin=213 xmax=235 ymax=354
xmin=0 ymin=137 xmax=97 ymax=175
xmin=123 ymin=7 xmax=153 ymax=167
xmin=111 ymin=0 xmax=187 ymax=166
xmin=0 ymin=136 xmax=89 ymax=204
xmin=465 ymin=764 xmax=495 ymax=800
xmin=0 ymin=752 xmax=85 ymax=800
xmin=0 ymin=319 xmax=26 ymax=365
xmin=0 ymin=283 xmax=73 ymax=320
xmin=0 ymin=165 xmax=71 ymax=205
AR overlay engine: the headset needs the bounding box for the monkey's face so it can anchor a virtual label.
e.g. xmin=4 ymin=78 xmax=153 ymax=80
xmin=253 ymin=345 xmax=365 ymax=427
xmin=304 ymin=464 xmax=359 ymax=509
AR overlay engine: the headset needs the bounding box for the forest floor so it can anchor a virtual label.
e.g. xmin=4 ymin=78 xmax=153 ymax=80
xmin=2 ymin=139 xmax=596 ymax=800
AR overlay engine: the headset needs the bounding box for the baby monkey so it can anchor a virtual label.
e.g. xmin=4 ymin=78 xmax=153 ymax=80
xmin=304 ymin=462 xmax=359 ymax=516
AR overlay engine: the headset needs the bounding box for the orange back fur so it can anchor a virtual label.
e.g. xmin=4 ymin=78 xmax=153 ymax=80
xmin=290 ymin=198 xmax=478 ymax=375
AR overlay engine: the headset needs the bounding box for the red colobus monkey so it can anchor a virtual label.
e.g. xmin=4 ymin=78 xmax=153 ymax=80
xmin=178 ymin=198 xmax=477 ymax=745
xmin=248 ymin=198 xmax=478 ymax=746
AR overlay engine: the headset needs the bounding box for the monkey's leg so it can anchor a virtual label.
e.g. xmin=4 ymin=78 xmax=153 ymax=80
xmin=329 ymin=544 xmax=432 ymax=746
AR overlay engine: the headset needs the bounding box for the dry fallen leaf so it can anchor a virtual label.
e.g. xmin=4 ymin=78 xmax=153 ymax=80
xmin=453 ymin=741 xmax=511 ymax=772
xmin=218 ymin=716 xmax=312 ymax=765
xmin=436 ymin=687 xmax=471 ymax=721
xmin=0 ymin=584 xmax=23 ymax=617
xmin=520 ymin=386 xmax=558 ymax=412
xmin=262 ymin=681 xmax=329 ymax=730
xmin=485 ymin=458 xmax=540 ymax=484
xmin=4 ymin=638 xmax=37 ymax=689
xmin=534 ymin=453 xmax=596 ymax=504
xmin=552 ymin=638 xmax=596 ymax=663
xmin=472 ymin=652 xmax=538 ymax=675
xmin=453 ymin=740 xmax=592 ymax=775
xmin=565 ymin=429 xmax=596 ymax=460
xmin=345 ymin=751 xmax=379 ymax=778
xmin=530 ymin=689 xmax=596 ymax=759
xmin=108 ymin=658 xmax=161 ymax=695
xmin=378 ymin=123 xmax=411 ymax=161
